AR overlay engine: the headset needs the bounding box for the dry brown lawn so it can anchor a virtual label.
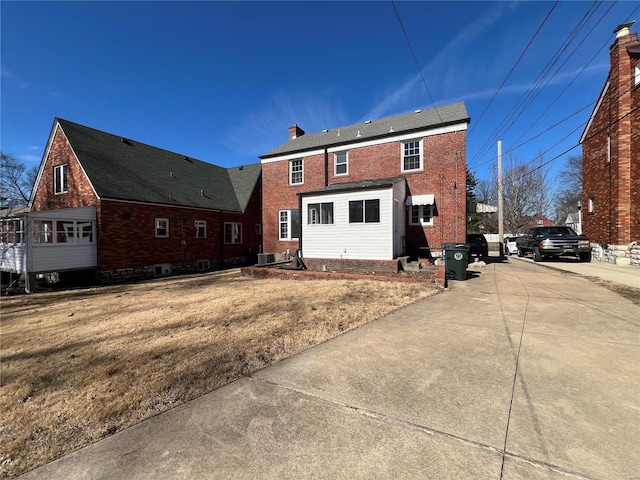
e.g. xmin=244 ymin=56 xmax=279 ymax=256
xmin=0 ymin=270 xmax=439 ymax=478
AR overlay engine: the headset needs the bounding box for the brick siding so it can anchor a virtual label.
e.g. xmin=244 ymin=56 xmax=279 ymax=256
xmin=262 ymin=130 xmax=467 ymax=257
xmin=582 ymin=28 xmax=639 ymax=246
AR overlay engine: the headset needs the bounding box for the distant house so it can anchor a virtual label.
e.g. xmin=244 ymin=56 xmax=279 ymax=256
xmin=580 ymin=21 xmax=639 ymax=265
xmin=259 ymin=103 xmax=470 ymax=272
xmin=1 ymin=118 xmax=262 ymax=290
xmin=564 ymin=211 xmax=582 ymax=234
xmin=525 ymin=214 xmax=554 ymax=230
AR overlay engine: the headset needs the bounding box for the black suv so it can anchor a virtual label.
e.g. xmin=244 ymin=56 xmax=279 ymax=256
xmin=467 ymin=233 xmax=489 ymax=257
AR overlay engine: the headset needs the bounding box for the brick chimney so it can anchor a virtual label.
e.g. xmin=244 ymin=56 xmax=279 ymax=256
xmin=288 ymin=124 xmax=305 ymax=140
xmin=609 ymin=21 xmax=637 ymax=245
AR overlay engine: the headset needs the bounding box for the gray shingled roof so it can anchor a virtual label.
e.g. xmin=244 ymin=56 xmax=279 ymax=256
xmin=57 ymin=119 xmax=260 ymax=212
xmin=260 ymin=102 xmax=469 ymax=159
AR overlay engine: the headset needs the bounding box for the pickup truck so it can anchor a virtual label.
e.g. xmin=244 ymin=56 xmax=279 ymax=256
xmin=516 ymin=226 xmax=591 ymax=262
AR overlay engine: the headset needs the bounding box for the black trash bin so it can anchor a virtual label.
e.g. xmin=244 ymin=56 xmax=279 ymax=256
xmin=442 ymin=243 xmax=469 ymax=280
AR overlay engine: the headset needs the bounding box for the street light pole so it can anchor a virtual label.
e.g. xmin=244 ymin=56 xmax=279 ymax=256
xmin=497 ymin=140 xmax=504 ymax=256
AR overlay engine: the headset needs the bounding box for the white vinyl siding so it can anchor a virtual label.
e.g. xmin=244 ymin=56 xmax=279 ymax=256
xmin=301 ymin=186 xmax=403 ymax=260
xmin=27 ymin=207 xmax=97 ymax=273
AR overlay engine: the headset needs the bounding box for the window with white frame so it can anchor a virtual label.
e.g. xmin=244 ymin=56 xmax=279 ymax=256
xmin=290 ymin=159 xmax=303 ymax=185
xmin=410 ymin=205 xmax=433 ymax=225
xmin=334 ymin=152 xmax=348 ymax=176
xmin=0 ymin=219 xmax=24 ymax=244
xmin=33 ymin=220 xmax=54 ymax=243
xmin=224 ymin=222 xmax=242 ymax=244
xmin=308 ymin=202 xmax=334 ymax=224
xmin=279 ymin=209 xmax=300 ymax=240
xmin=349 ymin=199 xmax=380 ymax=223
xmin=198 ymin=259 xmax=210 ymax=271
xmin=402 ymin=140 xmax=422 ymax=171
xmin=32 ymin=220 xmax=94 ymax=244
xmin=195 ymin=220 xmax=206 ymax=238
xmin=635 ymin=65 xmax=639 ymax=86
xmin=155 ymin=218 xmax=169 ymax=238
xmin=588 ymin=197 xmax=595 ymax=214
xmin=54 ymin=164 xmax=68 ymax=194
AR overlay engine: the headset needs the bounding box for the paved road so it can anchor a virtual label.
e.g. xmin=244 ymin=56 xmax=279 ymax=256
xmin=20 ymin=259 xmax=640 ymax=479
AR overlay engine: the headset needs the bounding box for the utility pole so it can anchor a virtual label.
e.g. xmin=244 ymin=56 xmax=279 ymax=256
xmin=497 ymin=140 xmax=504 ymax=256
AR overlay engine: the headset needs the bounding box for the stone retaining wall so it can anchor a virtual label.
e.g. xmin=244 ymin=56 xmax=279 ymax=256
xmin=591 ymin=243 xmax=640 ymax=266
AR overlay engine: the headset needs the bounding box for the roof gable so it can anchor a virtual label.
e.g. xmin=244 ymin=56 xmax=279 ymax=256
xmin=55 ymin=119 xmax=260 ymax=212
xmin=260 ymin=102 xmax=470 ymax=159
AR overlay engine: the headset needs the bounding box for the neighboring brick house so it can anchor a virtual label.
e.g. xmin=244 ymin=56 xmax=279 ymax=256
xmin=14 ymin=118 xmax=262 ymax=288
xmin=525 ymin=214 xmax=554 ymax=230
xmin=259 ymin=103 xmax=470 ymax=272
xmin=580 ymin=21 xmax=640 ymax=265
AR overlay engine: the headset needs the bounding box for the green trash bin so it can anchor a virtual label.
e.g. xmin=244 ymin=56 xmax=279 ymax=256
xmin=442 ymin=243 xmax=469 ymax=281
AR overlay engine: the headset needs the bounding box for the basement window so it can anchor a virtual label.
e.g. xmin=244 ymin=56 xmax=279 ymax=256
xmin=197 ymin=259 xmax=210 ymax=271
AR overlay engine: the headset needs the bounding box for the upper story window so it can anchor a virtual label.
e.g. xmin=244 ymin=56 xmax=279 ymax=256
xmin=588 ymin=197 xmax=595 ymax=214
xmin=308 ymin=202 xmax=334 ymax=224
xmin=349 ymin=199 xmax=380 ymax=223
xmin=279 ymin=209 xmax=300 ymax=240
xmin=155 ymin=218 xmax=169 ymax=238
xmin=635 ymin=65 xmax=639 ymax=86
xmin=290 ymin=159 xmax=303 ymax=185
xmin=410 ymin=205 xmax=433 ymax=226
xmin=401 ymin=140 xmax=423 ymax=172
xmin=334 ymin=152 xmax=348 ymax=176
xmin=195 ymin=220 xmax=206 ymax=238
xmin=224 ymin=222 xmax=242 ymax=244
xmin=54 ymin=164 xmax=68 ymax=194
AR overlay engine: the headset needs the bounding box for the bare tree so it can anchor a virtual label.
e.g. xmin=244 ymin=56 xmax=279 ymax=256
xmin=553 ymin=154 xmax=582 ymax=223
xmin=1 ymin=152 xmax=36 ymax=213
xmin=501 ymin=154 xmax=554 ymax=234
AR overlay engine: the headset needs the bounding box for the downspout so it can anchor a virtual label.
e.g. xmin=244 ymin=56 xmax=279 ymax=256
xmin=297 ymin=192 xmax=304 ymax=268
xmin=324 ymin=148 xmax=329 ymax=187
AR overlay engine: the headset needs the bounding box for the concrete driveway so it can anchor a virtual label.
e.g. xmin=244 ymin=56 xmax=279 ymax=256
xmin=19 ymin=259 xmax=640 ymax=479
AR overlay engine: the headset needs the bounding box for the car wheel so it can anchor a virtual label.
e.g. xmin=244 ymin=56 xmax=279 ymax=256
xmin=533 ymin=247 xmax=543 ymax=262
xmin=517 ymin=248 xmax=524 ymax=257
xmin=579 ymin=252 xmax=592 ymax=262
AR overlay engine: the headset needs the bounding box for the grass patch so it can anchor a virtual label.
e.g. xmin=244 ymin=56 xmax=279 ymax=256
xmin=0 ymin=270 xmax=439 ymax=477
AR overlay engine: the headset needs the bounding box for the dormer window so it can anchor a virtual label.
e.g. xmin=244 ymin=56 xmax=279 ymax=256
xmin=54 ymin=164 xmax=68 ymax=194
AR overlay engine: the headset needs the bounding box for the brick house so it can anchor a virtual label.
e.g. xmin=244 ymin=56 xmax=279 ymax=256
xmin=580 ymin=21 xmax=640 ymax=265
xmin=259 ymin=103 xmax=470 ymax=272
xmin=8 ymin=118 xmax=262 ymax=289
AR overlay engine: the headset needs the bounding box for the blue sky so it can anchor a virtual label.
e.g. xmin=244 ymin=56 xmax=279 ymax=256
xmin=2 ymin=1 xmax=638 ymax=185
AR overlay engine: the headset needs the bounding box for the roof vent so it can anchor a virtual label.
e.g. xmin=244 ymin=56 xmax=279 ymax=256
xmin=322 ymin=129 xmax=329 ymax=133
xmin=184 ymin=156 xmax=193 ymax=163
xmin=414 ymin=109 xmax=421 ymax=114
xmin=389 ymin=126 xmax=394 ymax=132
xmin=170 ymin=171 xmax=176 ymax=178
xmin=239 ymin=166 xmax=244 ymax=170
xmin=120 ymin=137 xmax=133 ymax=146
xmin=337 ymin=129 xmax=340 ymax=137
xmin=364 ymin=120 xmax=371 ymax=124
xmin=356 ymin=130 xmax=361 ymax=138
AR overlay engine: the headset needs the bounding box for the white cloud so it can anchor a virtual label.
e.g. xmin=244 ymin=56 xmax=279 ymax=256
xmin=224 ymin=91 xmax=349 ymax=157
xmin=363 ymin=3 xmax=510 ymax=120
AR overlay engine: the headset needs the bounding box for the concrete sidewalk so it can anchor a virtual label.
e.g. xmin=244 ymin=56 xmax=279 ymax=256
xmin=19 ymin=260 xmax=640 ymax=479
xmin=506 ymin=254 xmax=639 ymax=289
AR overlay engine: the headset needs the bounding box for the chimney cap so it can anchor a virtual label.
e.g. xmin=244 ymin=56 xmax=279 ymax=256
xmin=614 ymin=21 xmax=635 ymax=38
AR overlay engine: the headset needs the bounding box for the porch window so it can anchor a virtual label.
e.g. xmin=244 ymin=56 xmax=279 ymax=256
xmin=349 ymin=199 xmax=380 ymax=223
xmin=56 ymin=221 xmax=76 ymax=243
xmin=54 ymin=164 xmax=68 ymax=194
xmin=33 ymin=220 xmax=54 ymax=243
xmin=410 ymin=205 xmax=433 ymax=225
xmin=279 ymin=209 xmax=300 ymax=240
xmin=334 ymin=152 xmax=348 ymax=176
xmin=290 ymin=159 xmax=303 ymax=185
xmin=308 ymin=202 xmax=334 ymax=224
xmin=401 ymin=140 xmax=422 ymax=172
xmin=155 ymin=218 xmax=169 ymax=238
xmin=77 ymin=222 xmax=93 ymax=242
xmin=224 ymin=222 xmax=242 ymax=244
xmin=195 ymin=220 xmax=206 ymax=238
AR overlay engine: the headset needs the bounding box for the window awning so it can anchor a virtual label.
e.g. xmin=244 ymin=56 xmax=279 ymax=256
xmin=406 ymin=194 xmax=434 ymax=206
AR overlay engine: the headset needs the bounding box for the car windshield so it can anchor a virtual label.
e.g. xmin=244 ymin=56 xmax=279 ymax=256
xmin=534 ymin=226 xmax=577 ymax=237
